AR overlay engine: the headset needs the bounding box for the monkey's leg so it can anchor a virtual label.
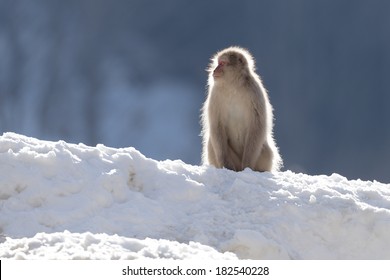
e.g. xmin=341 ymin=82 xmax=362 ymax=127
xmin=227 ymin=142 xmax=243 ymax=171
xmin=208 ymin=126 xmax=228 ymax=169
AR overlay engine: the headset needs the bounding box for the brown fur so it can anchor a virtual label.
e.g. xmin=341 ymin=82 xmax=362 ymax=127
xmin=201 ymin=46 xmax=282 ymax=172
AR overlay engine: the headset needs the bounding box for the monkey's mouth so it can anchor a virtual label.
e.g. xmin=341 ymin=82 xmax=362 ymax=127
xmin=213 ymin=71 xmax=222 ymax=78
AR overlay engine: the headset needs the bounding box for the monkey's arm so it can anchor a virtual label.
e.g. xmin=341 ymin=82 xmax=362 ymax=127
xmin=241 ymin=104 xmax=267 ymax=170
xmin=242 ymin=134 xmax=264 ymax=170
xmin=208 ymin=123 xmax=242 ymax=171
xmin=208 ymin=122 xmax=228 ymax=168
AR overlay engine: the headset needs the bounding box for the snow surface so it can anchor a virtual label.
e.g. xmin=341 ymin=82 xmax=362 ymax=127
xmin=1 ymin=132 xmax=390 ymax=260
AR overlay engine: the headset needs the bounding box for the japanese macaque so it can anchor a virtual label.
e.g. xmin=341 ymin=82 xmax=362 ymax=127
xmin=201 ymin=46 xmax=282 ymax=172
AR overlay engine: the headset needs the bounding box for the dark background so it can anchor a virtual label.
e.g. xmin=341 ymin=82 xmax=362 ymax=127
xmin=1 ymin=0 xmax=389 ymax=182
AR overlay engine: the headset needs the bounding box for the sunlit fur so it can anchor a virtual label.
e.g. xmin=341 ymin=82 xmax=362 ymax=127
xmin=201 ymin=46 xmax=282 ymax=172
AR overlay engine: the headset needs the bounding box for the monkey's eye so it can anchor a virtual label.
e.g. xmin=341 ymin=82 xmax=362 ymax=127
xmin=218 ymin=61 xmax=226 ymax=66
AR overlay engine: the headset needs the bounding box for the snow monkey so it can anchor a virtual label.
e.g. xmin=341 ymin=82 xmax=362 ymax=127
xmin=201 ymin=46 xmax=282 ymax=172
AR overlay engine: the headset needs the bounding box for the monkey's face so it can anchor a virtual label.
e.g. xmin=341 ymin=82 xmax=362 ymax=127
xmin=212 ymin=53 xmax=247 ymax=81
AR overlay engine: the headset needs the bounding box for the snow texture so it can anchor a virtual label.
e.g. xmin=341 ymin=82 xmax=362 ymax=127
xmin=1 ymin=132 xmax=390 ymax=260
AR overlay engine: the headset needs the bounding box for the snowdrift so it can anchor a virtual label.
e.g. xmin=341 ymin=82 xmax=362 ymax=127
xmin=0 ymin=132 xmax=390 ymax=260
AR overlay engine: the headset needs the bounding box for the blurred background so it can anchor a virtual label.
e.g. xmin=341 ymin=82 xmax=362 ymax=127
xmin=1 ymin=0 xmax=389 ymax=182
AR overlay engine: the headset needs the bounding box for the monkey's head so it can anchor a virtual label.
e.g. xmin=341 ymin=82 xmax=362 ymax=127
xmin=210 ymin=46 xmax=255 ymax=83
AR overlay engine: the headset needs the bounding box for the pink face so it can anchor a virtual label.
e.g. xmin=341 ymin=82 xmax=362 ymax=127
xmin=212 ymin=57 xmax=228 ymax=78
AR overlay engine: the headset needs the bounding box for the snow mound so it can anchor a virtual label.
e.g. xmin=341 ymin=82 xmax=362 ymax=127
xmin=0 ymin=231 xmax=236 ymax=260
xmin=1 ymin=132 xmax=390 ymax=259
